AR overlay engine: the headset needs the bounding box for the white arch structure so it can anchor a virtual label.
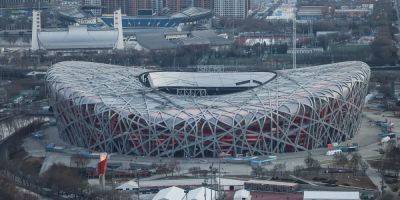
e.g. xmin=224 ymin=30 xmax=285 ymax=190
xmin=46 ymin=61 xmax=370 ymax=157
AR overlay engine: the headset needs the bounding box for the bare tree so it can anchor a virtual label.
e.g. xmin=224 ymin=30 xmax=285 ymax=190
xmin=271 ymin=163 xmax=286 ymax=180
xmin=304 ymin=153 xmax=321 ymax=171
xmin=349 ymin=153 xmax=362 ymax=174
xmin=189 ymin=167 xmax=201 ymax=177
xmin=70 ymin=154 xmax=89 ymax=168
xmin=293 ymin=165 xmax=305 ymax=176
xmin=333 ymin=153 xmax=348 ymax=168
xmin=252 ymin=166 xmax=263 ymax=178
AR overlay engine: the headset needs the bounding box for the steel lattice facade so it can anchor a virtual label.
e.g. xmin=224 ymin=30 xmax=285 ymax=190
xmin=47 ymin=61 xmax=370 ymax=157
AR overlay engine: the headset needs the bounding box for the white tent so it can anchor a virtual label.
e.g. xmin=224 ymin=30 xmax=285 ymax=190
xmin=115 ymin=180 xmax=138 ymax=191
xmin=187 ymin=187 xmax=218 ymax=200
xmin=152 ymin=186 xmax=186 ymax=200
xmin=234 ymin=189 xmax=251 ymax=200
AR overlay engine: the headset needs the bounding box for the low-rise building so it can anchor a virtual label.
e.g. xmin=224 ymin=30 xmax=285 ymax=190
xmin=297 ymin=6 xmax=328 ymax=20
xmin=244 ymin=180 xmax=299 ymax=193
xmin=115 ymin=178 xmax=245 ymax=191
xmin=303 ymin=191 xmax=360 ymax=200
xmin=287 ymin=47 xmax=324 ymax=54
xmin=132 ymin=29 xmax=232 ymax=51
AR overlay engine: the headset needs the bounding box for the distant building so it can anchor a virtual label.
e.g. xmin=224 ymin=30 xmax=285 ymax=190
xmin=163 ymin=0 xmax=206 ymax=13
xmin=194 ymin=0 xmax=213 ymax=10
xmin=266 ymin=3 xmax=295 ymax=21
xmin=82 ymin=0 xmax=102 ymax=16
xmin=287 ymin=47 xmax=324 ymax=54
xmin=214 ymin=0 xmax=250 ymax=19
xmin=31 ymin=9 xmax=124 ymax=51
xmin=101 ymin=0 xmax=153 ymax=16
xmin=0 ymin=0 xmax=50 ymax=8
xmin=131 ymin=28 xmax=232 ymax=51
xmin=334 ymin=5 xmax=373 ymax=18
xmin=101 ymin=0 xmax=132 ymax=16
xmin=297 ymin=6 xmax=329 ymax=20
xmin=165 ymin=0 xmax=181 ymax=13
xmin=303 ymin=191 xmax=360 ymax=200
xmin=244 ymin=180 xmax=299 ymax=193
xmin=100 ymin=7 xmax=212 ymax=28
xmin=235 ymin=32 xmax=311 ymax=46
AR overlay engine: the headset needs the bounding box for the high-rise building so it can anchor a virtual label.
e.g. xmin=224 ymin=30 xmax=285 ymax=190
xmin=214 ymin=0 xmax=250 ymax=19
xmin=101 ymin=0 xmax=131 ymax=15
xmin=165 ymin=0 xmax=198 ymax=13
xmin=0 ymin=0 xmax=50 ymax=8
xmin=151 ymin=0 xmax=163 ymax=15
xmin=165 ymin=0 xmax=181 ymax=13
xmin=82 ymin=0 xmax=102 ymax=16
xmin=101 ymin=0 xmax=154 ymax=16
xmin=132 ymin=0 xmax=153 ymax=15
xmin=194 ymin=0 xmax=213 ymax=10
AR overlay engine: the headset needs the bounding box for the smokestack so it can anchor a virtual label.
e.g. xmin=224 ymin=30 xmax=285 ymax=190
xmin=114 ymin=9 xmax=124 ymax=50
xmin=31 ymin=10 xmax=41 ymax=51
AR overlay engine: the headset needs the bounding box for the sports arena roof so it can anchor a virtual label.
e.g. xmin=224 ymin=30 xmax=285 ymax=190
xmin=47 ymin=61 xmax=369 ymax=125
xmin=101 ymin=7 xmax=211 ymax=28
xmin=171 ymin=7 xmax=211 ymax=18
xmin=147 ymin=72 xmax=275 ymax=88
xmin=38 ymin=26 xmax=118 ymax=50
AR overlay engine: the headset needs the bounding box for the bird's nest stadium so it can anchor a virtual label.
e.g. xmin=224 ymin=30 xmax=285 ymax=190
xmin=46 ymin=61 xmax=370 ymax=157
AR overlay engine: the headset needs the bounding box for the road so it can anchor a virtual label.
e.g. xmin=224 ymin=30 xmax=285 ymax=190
xmin=22 ymin=112 xmax=382 ymax=174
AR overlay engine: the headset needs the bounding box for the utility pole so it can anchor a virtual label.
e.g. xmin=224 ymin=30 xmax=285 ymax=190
xmin=218 ymin=156 xmax=221 ymax=199
xmin=137 ymin=169 xmax=140 ymax=200
xmin=380 ymin=153 xmax=385 ymax=196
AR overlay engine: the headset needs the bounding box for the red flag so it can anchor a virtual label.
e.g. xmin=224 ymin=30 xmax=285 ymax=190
xmin=97 ymin=153 xmax=108 ymax=176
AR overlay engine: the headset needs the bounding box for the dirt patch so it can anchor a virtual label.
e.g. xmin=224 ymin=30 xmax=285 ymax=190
xmin=299 ymin=173 xmax=376 ymax=189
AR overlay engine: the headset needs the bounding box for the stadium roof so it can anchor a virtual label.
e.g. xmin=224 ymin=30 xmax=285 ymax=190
xmin=171 ymin=7 xmax=211 ymax=18
xmin=148 ymin=72 xmax=275 ymax=88
xmin=47 ymin=61 xmax=370 ymax=126
xmin=101 ymin=7 xmax=211 ymax=28
xmin=38 ymin=26 xmax=118 ymax=50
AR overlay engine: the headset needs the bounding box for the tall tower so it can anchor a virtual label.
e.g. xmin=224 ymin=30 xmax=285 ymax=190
xmin=114 ymin=9 xmax=124 ymax=50
xmin=31 ymin=10 xmax=41 ymax=51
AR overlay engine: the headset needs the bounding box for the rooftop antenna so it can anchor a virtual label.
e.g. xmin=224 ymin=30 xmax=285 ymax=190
xmin=292 ymin=10 xmax=296 ymax=69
